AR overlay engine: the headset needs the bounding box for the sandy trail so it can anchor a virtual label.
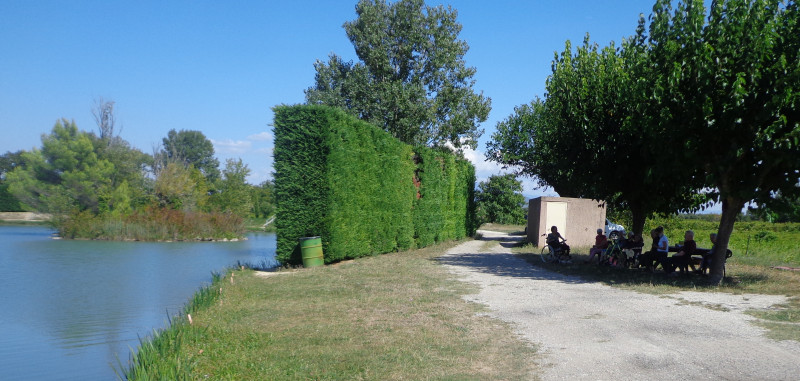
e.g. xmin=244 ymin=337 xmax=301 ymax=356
xmin=439 ymin=230 xmax=800 ymax=381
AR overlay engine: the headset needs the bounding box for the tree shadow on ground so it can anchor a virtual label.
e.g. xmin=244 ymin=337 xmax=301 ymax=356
xmin=440 ymin=234 xmax=735 ymax=289
xmin=437 ymin=251 xmax=593 ymax=284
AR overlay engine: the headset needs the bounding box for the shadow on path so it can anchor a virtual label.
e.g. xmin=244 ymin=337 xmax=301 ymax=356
xmin=437 ymin=232 xmax=591 ymax=284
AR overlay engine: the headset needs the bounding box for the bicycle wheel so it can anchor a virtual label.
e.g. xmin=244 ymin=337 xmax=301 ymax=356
xmin=540 ymin=246 xmax=555 ymax=263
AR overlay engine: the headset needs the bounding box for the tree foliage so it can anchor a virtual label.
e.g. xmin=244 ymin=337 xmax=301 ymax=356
xmin=7 ymin=119 xmax=116 ymax=214
xmin=209 ymin=158 xmax=252 ymax=216
xmin=644 ymin=0 xmax=800 ymax=283
xmin=475 ymin=174 xmax=526 ymax=225
xmin=748 ymin=191 xmax=800 ymax=223
xmin=0 ymin=151 xmax=25 ymax=211
xmin=154 ymin=162 xmax=208 ymax=212
xmin=487 ymin=35 xmax=703 ymax=236
xmin=305 ymin=0 xmax=491 ymax=149
xmin=250 ymin=180 xmax=274 ymax=219
xmin=161 ymin=129 xmax=220 ymax=182
xmin=488 ymin=0 xmax=799 ymax=284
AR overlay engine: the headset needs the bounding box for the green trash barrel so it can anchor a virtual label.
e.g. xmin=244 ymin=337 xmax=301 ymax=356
xmin=299 ymin=236 xmax=324 ymax=268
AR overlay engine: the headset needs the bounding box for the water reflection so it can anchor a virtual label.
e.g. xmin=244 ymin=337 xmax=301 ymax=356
xmin=0 ymin=226 xmax=277 ymax=380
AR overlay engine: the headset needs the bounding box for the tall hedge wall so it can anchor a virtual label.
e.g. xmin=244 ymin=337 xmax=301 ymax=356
xmin=273 ymin=105 xmax=477 ymax=265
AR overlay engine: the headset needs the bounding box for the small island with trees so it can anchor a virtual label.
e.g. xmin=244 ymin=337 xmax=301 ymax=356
xmin=0 ymin=100 xmax=274 ymax=241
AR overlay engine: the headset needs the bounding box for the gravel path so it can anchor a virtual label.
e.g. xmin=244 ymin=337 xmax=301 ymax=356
xmin=439 ymin=230 xmax=800 ymax=381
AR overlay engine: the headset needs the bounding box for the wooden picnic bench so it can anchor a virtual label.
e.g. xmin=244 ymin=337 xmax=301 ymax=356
xmin=668 ymin=245 xmax=733 ymax=275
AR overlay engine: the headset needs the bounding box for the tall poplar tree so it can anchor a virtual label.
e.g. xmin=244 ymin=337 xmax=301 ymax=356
xmin=305 ymin=0 xmax=491 ymax=149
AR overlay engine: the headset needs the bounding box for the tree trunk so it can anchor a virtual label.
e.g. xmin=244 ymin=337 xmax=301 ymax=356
xmin=630 ymin=203 xmax=646 ymax=237
xmin=708 ymin=196 xmax=744 ymax=285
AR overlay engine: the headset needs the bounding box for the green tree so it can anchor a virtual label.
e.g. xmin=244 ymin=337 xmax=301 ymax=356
xmin=6 ymin=120 xmax=115 ymax=214
xmin=209 ymin=158 xmax=252 ymax=216
xmin=250 ymin=180 xmax=275 ymax=219
xmin=0 ymin=151 xmax=25 ymax=211
xmin=305 ymin=0 xmax=491 ymax=149
xmin=475 ymin=174 xmax=526 ymax=225
xmin=88 ymin=99 xmax=153 ymax=211
xmin=161 ymin=129 xmax=220 ymax=182
xmin=748 ymin=191 xmax=800 ymax=223
xmin=643 ymin=0 xmax=800 ymax=283
xmin=487 ymin=35 xmax=702 ymax=237
xmin=153 ymin=162 xmax=208 ymax=211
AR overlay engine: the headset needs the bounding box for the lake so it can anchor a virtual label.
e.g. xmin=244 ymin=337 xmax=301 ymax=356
xmin=0 ymin=225 xmax=278 ymax=380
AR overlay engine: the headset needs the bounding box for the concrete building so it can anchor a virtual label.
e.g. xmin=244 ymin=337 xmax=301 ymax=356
xmin=527 ymin=197 xmax=606 ymax=248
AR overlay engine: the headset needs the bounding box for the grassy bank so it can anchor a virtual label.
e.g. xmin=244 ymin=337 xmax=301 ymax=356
xmin=122 ymin=239 xmax=537 ymax=380
xmin=244 ymin=217 xmax=275 ymax=232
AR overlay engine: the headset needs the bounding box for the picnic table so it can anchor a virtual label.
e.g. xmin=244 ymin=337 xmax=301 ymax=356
xmin=667 ymin=245 xmax=732 ymax=274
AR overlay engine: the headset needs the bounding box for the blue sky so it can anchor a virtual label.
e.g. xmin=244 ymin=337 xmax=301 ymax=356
xmin=1 ymin=0 xmax=659 ymax=199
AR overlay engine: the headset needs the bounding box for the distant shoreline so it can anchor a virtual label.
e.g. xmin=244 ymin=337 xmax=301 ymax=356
xmin=0 ymin=212 xmax=51 ymax=223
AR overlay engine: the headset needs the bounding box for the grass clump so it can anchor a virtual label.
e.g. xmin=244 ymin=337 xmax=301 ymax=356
xmin=123 ymin=240 xmax=537 ymax=380
xmin=478 ymin=223 xmax=526 ymax=235
xmin=119 ymin=272 xmax=226 ymax=380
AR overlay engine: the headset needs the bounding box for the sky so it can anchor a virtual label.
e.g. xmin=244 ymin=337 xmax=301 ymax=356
xmin=1 ymin=0 xmax=661 ymax=201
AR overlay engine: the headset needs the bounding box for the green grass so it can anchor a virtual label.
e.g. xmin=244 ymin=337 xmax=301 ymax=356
xmin=123 ymin=240 xmax=537 ymax=380
xmin=119 ymin=272 xmax=226 ymax=380
xmin=478 ymin=223 xmax=526 ymax=235
xmin=644 ymin=218 xmax=800 ymax=268
xmin=244 ymin=217 xmax=275 ymax=232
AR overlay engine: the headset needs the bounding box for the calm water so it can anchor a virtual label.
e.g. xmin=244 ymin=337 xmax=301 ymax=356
xmin=0 ymin=225 xmax=278 ymax=380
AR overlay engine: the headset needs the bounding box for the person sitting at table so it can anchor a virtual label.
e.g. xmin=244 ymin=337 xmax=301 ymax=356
xmin=665 ymin=230 xmax=697 ymax=275
xmin=585 ymin=228 xmax=608 ymax=264
xmin=638 ymin=227 xmax=668 ymax=272
xmin=622 ymin=232 xmax=644 ymax=262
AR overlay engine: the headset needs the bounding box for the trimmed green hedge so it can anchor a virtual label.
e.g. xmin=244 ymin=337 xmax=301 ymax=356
xmin=273 ymin=105 xmax=476 ymax=265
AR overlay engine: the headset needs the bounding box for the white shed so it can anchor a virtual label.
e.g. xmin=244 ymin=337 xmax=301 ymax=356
xmin=527 ymin=197 xmax=606 ymax=248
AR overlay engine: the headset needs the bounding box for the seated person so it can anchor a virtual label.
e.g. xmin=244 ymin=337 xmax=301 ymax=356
xmin=546 ymin=225 xmax=570 ymax=255
xmin=585 ymin=228 xmax=608 ymax=264
xmin=664 ymin=230 xmax=697 ymax=275
xmin=622 ymin=231 xmax=643 ymax=260
xmin=638 ymin=227 xmax=668 ymax=271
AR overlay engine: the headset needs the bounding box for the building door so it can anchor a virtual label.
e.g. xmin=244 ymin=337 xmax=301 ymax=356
xmin=545 ymin=201 xmax=568 ymax=240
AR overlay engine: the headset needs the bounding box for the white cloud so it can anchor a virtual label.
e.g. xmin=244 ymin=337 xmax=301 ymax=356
xmin=461 ymin=146 xmax=514 ymax=181
xmin=247 ymin=131 xmax=273 ymax=141
xmin=211 ymin=139 xmax=252 ymax=154
xmin=247 ymin=167 xmax=273 ymax=185
xmin=462 ymin=146 xmax=558 ymax=200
